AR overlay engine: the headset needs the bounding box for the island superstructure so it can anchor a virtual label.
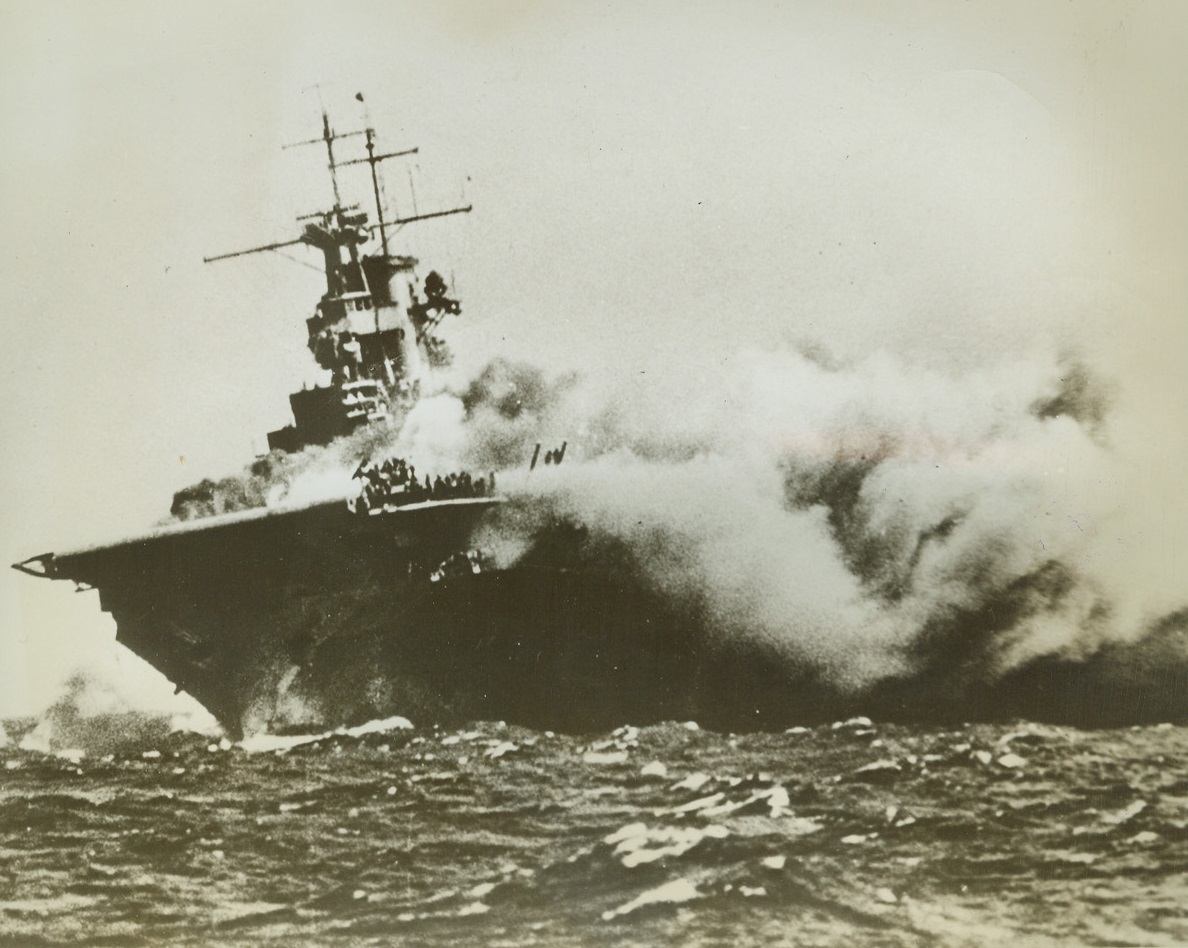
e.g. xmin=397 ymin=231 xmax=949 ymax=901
xmin=202 ymin=108 xmax=470 ymax=453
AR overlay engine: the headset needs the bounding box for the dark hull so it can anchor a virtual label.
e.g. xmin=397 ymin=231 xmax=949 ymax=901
xmin=27 ymin=493 xmax=1188 ymax=734
xmin=33 ymin=498 xmax=814 ymax=737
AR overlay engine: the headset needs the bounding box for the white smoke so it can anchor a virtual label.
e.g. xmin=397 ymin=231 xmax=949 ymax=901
xmin=17 ymin=671 xmax=218 ymax=756
xmin=384 ymin=340 xmax=1185 ymax=701
xmin=164 ymin=324 xmax=1185 ymax=713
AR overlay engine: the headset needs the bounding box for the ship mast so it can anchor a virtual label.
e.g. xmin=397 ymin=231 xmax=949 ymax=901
xmin=203 ymin=100 xmax=473 ymax=273
xmin=193 ymin=97 xmax=478 ymax=454
xmin=323 ymin=111 xmax=343 ymax=207
xmin=366 ymin=130 xmax=386 ymax=254
xmin=282 ymin=109 xmax=368 ymax=218
xmin=340 ymin=128 xmax=418 ymax=258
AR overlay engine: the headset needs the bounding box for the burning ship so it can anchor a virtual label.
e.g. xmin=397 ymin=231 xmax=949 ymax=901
xmin=12 ymin=105 xmax=795 ymax=738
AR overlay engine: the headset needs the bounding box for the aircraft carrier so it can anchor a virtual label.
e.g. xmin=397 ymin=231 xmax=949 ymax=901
xmin=13 ymin=104 xmax=804 ymax=737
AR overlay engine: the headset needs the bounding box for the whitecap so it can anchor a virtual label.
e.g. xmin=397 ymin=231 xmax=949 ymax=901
xmin=601 ymin=878 xmax=701 ymax=921
xmin=239 ymin=716 xmax=413 ymax=755
xmin=672 ymin=772 xmax=711 ymax=791
xmin=1103 ymin=800 xmax=1147 ymax=825
xmin=343 ymin=716 xmax=413 ymax=737
xmin=607 ymin=822 xmax=729 ymax=868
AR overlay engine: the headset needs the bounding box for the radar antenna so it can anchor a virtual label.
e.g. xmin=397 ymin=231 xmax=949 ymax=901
xmin=203 ymin=97 xmax=472 ymax=269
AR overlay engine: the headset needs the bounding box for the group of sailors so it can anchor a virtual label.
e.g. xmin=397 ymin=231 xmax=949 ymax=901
xmin=352 ymin=456 xmax=495 ymax=513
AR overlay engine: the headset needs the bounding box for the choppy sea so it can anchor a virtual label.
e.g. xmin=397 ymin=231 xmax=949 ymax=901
xmin=1 ymin=715 xmax=1186 ymax=947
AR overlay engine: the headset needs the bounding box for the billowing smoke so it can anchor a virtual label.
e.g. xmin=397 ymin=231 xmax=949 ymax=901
xmin=170 ymin=452 xmax=305 ymax=520
xmin=432 ymin=344 xmax=1184 ymax=719
xmin=169 ymin=414 xmax=408 ymax=520
xmin=165 ymin=359 xmax=577 ymax=522
xmin=167 ymin=341 xmax=1187 ymax=724
xmin=16 ymin=672 xmax=216 ymax=757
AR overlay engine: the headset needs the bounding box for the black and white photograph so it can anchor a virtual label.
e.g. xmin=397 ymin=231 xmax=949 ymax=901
xmin=2 ymin=1 xmax=1186 ymax=944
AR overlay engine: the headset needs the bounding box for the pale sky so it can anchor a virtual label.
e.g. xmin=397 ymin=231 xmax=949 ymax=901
xmin=2 ymin=1 xmax=1185 ymax=717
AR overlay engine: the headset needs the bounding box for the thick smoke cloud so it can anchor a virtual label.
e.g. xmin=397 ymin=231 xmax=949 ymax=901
xmin=169 ymin=415 xmax=407 ymax=520
xmin=166 ymin=338 xmax=1186 ymax=722
xmin=16 ymin=672 xmax=215 ymax=756
xmin=437 ymin=344 xmax=1183 ymax=710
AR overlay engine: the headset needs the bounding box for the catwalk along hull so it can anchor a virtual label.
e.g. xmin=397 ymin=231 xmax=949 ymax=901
xmin=27 ymin=498 xmax=814 ymax=737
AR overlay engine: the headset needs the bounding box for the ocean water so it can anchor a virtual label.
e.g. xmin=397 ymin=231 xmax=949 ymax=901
xmin=2 ymin=715 xmax=1186 ymax=946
